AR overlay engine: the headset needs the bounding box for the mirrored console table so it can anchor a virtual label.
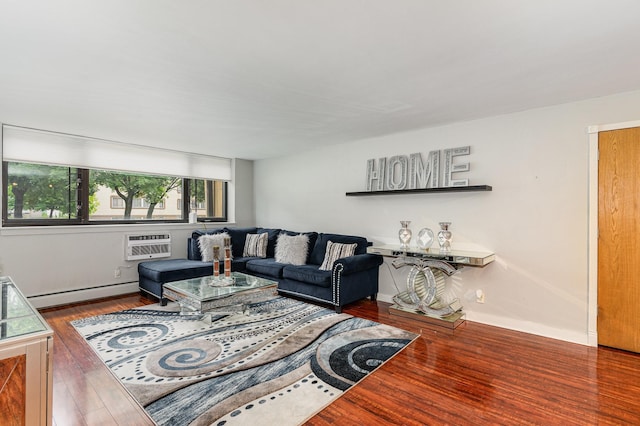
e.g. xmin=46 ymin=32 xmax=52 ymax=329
xmin=0 ymin=276 xmax=53 ymax=425
xmin=367 ymin=244 xmax=495 ymax=267
xmin=368 ymin=245 xmax=495 ymax=332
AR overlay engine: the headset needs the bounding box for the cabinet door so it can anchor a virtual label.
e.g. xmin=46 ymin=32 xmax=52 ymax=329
xmin=0 ymin=352 xmax=27 ymax=425
xmin=0 ymin=337 xmax=52 ymax=426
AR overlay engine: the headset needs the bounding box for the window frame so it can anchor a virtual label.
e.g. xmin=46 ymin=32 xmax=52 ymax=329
xmin=2 ymin=162 xmax=228 ymax=226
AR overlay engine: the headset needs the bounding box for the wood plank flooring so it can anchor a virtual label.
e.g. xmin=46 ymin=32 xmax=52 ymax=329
xmin=40 ymin=294 xmax=640 ymax=425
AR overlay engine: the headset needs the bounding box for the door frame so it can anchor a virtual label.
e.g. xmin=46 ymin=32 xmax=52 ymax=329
xmin=587 ymin=119 xmax=640 ymax=346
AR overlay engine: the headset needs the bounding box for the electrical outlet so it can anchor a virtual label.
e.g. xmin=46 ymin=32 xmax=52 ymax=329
xmin=114 ymin=268 xmax=121 ymax=278
xmin=476 ymin=289 xmax=485 ymax=303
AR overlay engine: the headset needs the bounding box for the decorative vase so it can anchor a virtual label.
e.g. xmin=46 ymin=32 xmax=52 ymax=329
xmin=213 ymin=246 xmax=220 ymax=279
xmin=437 ymin=222 xmax=452 ymax=253
xmin=398 ymin=221 xmax=412 ymax=249
xmin=416 ymin=228 xmax=435 ymax=250
xmin=223 ymin=236 xmax=232 ymax=280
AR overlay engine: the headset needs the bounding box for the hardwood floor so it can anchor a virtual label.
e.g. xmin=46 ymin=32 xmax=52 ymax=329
xmin=40 ymin=294 xmax=640 ymax=425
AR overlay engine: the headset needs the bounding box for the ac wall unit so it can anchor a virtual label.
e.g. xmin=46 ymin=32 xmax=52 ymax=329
xmin=125 ymin=233 xmax=171 ymax=261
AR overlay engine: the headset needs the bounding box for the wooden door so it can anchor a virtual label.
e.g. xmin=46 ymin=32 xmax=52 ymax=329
xmin=598 ymin=127 xmax=640 ymax=352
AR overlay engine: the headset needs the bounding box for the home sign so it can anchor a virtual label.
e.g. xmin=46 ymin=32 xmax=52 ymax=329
xmin=366 ymin=146 xmax=471 ymax=191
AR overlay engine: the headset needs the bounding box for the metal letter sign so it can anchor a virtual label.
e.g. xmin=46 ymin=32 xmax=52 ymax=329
xmin=366 ymin=158 xmax=386 ymax=191
xmin=443 ymin=146 xmax=470 ymax=187
xmin=386 ymin=155 xmax=408 ymax=190
xmin=409 ymin=150 xmax=440 ymax=189
xmin=366 ymin=146 xmax=471 ymax=191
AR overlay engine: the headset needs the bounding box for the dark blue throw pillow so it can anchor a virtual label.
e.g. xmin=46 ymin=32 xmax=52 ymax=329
xmin=224 ymin=227 xmax=258 ymax=258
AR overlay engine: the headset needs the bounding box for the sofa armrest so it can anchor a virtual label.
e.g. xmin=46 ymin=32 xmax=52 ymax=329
xmin=333 ymin=253 xmax=383 ymax=275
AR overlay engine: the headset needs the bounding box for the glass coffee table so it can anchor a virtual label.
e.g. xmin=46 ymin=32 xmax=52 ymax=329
xmin=162 ymin=272 xmax=278 ymax=315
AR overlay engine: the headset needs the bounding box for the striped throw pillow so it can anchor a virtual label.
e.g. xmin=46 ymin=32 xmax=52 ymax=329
xmin=243 ymin=232 xmax=268 ymax=258
xmin=319 ymin=240 xmax=357 ymax=271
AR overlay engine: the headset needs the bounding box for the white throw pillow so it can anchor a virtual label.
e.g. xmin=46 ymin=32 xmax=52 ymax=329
xmin=243 ymin=232 xmax=268 ymax=258
xmin=275 ymin=234 xmax=309 ymax=265
xmin=198 ymin=233 xmax=231 ymax=262
xmin=319 ymin=240 xmax=357 ymax=271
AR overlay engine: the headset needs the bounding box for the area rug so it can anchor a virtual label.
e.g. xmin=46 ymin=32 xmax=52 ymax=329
xmin=71 ymin=294 xmax=417 ymax=425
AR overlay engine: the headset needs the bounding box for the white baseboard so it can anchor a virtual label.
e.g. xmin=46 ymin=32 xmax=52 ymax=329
xmin=377 ymin=292 xmax=590 ymax=346
xmin=29 ymin=281 xmax=140 ymax=309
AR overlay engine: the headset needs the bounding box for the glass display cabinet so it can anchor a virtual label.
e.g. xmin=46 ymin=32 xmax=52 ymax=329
xmin=0 ymin=276 xmax=53 ymax=426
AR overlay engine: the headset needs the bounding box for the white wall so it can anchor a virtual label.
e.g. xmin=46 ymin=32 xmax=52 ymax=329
xmin=254 ymin=89 xmax=640 ymax=345
xmin=229 ymin=159 xmax=255 ymax=227
xmin=0 ymin=158 xmax=255 ymax=308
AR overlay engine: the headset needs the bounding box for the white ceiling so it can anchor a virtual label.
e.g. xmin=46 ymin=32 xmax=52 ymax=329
xmin=2 ymin=0 xmax=640 ymax=160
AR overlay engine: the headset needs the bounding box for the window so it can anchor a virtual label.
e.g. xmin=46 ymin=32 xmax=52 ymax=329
xmin=177 ymin=199 xmax=206 ymax=210
xmin=110 ymin=197 xmax=125 ymax=209
xmin=3 ymin=162 xmax=227 ymax=225
xmin=2 ymin=124 xmax=231 ymax=226
xmin=187 ymin=178 xmax=226 ymax=219
xmin=4 ymin=163 xmax=79 ymax=221
xmin=112 ymin=197 xmax=166 ymax=210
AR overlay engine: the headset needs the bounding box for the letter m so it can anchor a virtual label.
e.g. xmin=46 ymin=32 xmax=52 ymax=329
xmin=409 ymin=151 xmax=439 ymax=189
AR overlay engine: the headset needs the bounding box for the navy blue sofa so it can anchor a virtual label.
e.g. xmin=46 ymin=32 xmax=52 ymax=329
xmin=138 ymin=227 xmax=383 ymax=313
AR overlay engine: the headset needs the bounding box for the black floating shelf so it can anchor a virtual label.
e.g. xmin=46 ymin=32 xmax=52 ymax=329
xmin=345 ymin=185 xmax=492 ymax=196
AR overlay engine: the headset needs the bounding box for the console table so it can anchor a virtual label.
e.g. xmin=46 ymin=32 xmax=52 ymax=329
xmin=367 ymin=244 xmax=495 ymax=267
xmin=0 ymin=276 xmax=53 ymax=426
xmin=368 ymin=245 xmax=495 ymax=332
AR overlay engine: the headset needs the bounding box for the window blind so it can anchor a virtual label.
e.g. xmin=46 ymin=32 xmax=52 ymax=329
xmin=1 ymin=124 xmax=232 ymax=181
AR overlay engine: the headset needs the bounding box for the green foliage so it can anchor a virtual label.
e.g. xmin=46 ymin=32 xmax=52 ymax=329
xmin=142 ymin=176 xmax=181 ymax=218
xmin=190 ymin=179 xmax=205 ymax=202
xmin=91 ymin=170 xmax=180 ymax=219
xmin=6 ymin=162 xmax=192 ymax=221
xmin=6 ymin=163 xmax=77 ymax=218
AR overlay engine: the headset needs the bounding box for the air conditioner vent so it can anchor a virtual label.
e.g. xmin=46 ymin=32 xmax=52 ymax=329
xmin=125 ymin=233 xmax=171 ymax=261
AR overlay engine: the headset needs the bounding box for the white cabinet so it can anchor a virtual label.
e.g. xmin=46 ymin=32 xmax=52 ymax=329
xmin=0 ymin=277 xmax=53 ymax=426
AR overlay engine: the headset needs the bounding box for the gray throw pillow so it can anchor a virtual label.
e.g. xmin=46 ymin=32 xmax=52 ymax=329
xmin=275 ymin=234 xmax=309 ymax=265
xmin=319 ymin=240 xmax=357 ymax=271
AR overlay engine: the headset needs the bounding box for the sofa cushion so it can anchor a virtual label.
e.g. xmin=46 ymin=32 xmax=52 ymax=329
xmin=224 ymin=227 xmax=258 ymax=258
xmin=319 ymin=240 xmax=358 ymax=271
xmin=282 ymin=264 xmax=332 ymax=288
xmin=275 ymin=233 xmax=309 ymax=265
xmin=309 ymin=233 xmax=368 ymax=265
xmin=281 ymin=230 xmax=318 ymax=263
xmin=198 ymin=232 xmax=231 ymax=261
xmin=246 ymin=258 xmax=286 ymax=279
xmin=229 ymin=257 xmax=253 ymax=273
xmin=138 ymin=259 xmax=213 ymax=283
xmin=243 ymin=232 xmax=268 ymax=258
xmin=190 ymin=228 xmax=225 ymax=260
xmin=256 ymin=227 xmax=282 ymax=257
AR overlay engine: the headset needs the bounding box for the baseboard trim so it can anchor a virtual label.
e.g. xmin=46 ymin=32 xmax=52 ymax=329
xmin=376 ymin=292 xmax=589 ymax=346
xmin=29 ymin=281 xmax=140 ymax=309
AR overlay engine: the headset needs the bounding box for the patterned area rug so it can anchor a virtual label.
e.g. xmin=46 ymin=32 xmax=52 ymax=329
xmin=72 ymin=294 xmax=417 ymax=425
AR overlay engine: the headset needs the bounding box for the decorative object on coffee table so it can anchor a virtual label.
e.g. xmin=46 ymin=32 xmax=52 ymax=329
xmin=398 ymin=220 xmax=412 ymax=249
xmin=223 ymin=236 xmax=233 ymax=284
xmin=437 ymin=222 xmax=452 ymax=253
xmin=212 ymin=246 xmax=220 ymax=280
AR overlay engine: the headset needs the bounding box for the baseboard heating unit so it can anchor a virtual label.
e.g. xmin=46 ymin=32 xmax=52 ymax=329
xmin=125 ymin=233 xmax=171 ymax=260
